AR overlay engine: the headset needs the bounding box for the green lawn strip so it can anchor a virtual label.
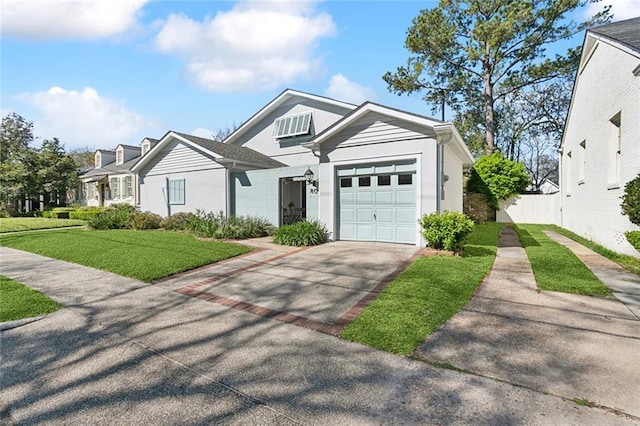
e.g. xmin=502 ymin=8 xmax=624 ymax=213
xmin=514 ymin=224 xmax=610 ymax=297
xmin=0 ymin=229 xmax=252 ymax=282
xmin=547 ymin=225 xmax=640 ymax=276
xmin=0 ymin=276 xmax=62 ymax=322
xmin=0 ymin=217 xmax=86 ymax=233
xmin=341 ymin=222 xmax=502 ymax=355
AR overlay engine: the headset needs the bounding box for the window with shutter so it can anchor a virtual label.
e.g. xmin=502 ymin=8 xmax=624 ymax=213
xmin=271 ymin=111 xmax=312 ymax=139
xmin=110 ymin=177 xmax=119 ymax=199
xmin=125 ymin=176 xmax=133 ymax=197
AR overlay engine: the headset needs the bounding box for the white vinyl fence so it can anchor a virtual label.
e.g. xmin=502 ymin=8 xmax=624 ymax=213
xmin=497 ymin=194 xmax=560 ymax=225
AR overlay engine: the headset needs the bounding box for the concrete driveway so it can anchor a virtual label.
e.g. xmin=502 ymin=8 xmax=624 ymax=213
xmin=1 ymin=241 xmax=637 ymax=425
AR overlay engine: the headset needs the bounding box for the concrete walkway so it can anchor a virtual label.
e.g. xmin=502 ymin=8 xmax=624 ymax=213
xmin=1 ymin=236 xmax=639 ymax=424
xmin=544 ymin=230 xmax=640 ymax=319
xmin=417 ymin=227 xmax=640 ymax=419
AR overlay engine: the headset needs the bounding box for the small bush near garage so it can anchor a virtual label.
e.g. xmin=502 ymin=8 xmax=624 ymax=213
xmin=621 ymin=174 xmax=640 ymax=226
xmin=419 ymin=211 xmax=474 ymax=252
xmin=161 ymin=212 xmax=196 ymax=231
xmin=626 ymin=231 xmax=640 ymax=252
xmin=189 ymin=210 xmax=274 ymax=239
xmin=273 ymin=220 xmax=328 ymax=246
xmin=128 ymin=211 xmax=163 ymax=230
xmin=87 ymin=203 xmax=135 ymax=230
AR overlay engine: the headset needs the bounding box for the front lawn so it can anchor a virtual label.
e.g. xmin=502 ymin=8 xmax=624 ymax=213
xmin=0 ymin=276 xmax=62 ymax=322
xmin=0 ymin=217 xmax=86 ymax=233
xmin=514 ymin=224 xmax=610 ymax=297
xmin=0 ymin=229 xmax=252 ymax=282
xmin=341 ymin=222 xmax=502 ymax=355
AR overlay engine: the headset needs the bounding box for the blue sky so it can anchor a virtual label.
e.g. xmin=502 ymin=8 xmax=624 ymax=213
xmin=1 ymin=0 xmax=636 ymax=151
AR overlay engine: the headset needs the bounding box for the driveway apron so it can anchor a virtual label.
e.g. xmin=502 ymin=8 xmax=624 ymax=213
xmin=417 ymin=227 xmax=640 ymax=418
xmin=1 ymin=242 xmax=638 ymax=425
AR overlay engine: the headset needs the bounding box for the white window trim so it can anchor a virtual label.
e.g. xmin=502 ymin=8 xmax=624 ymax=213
xmin=95 ymin=152 xmax=101 ymax=168
xmin=168 ymin=178 xmax=185 ymax=205
xmin=116 ymin=148 xmax=124 ymax=165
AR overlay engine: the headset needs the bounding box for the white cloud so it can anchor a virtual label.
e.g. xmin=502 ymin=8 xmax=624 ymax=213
xmin=1 ymin=0 xmax=148 ymax=40
xmin=325 ymin=74 xmax=375 ymax=104
xmin=153 ymin=0 xmax=336 ymax=92
xmin=191 ymin=127 xmax=215 ymax=139
xmin=16 ymin=86 xmax=158 ymax=149
xmin=586 ymin=0 xmax=639 ymax=21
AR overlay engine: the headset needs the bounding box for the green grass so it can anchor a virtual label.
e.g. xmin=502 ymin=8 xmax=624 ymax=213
xmin=0 ymin=276 xmax=62 ymax=322
xmin=548 ymin=225 xmax=640 ymax=276
xmin=341 ymin=223 xmax=503 ymax=355
xmin=0 ymin=217 xmax=86 ymax=233
xmin=514 ymin=224 xmax=610 ymax=297
xmin=0 ymin=229 xmax=252 ymax=282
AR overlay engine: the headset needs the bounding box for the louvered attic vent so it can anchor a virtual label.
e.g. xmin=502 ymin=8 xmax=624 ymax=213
xmin=272 ymin=111 xmax=312 ymax=139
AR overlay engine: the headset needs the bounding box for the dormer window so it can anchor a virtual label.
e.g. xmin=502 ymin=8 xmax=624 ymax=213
xmin=116 ymin=147 xmax=124 ymax=165
xmin=95 ymin=152 xmax=101 ymax=168
xmin=272 ymin=111 xmax=312 ymax=140
xmin=142 ymin=141 xmax=150 ymax=156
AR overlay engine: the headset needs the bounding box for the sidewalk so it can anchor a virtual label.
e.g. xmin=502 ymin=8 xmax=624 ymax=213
xmin=2 ymin=244 xmax=636 ymax=424
xmin=417 ymin=227 xmax=640 ymax=419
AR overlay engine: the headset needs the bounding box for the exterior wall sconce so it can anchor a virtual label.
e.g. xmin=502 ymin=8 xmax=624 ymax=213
xmin=304 ymin=168 xmax=317 ymax=187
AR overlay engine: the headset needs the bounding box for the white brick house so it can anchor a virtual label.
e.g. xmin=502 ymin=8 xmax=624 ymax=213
xmin=560 ymin=17 xmax=640 ymax=256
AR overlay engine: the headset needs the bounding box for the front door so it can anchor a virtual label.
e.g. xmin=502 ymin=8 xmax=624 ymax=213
xmin=280 ymin=177 xmax=306 ymax=225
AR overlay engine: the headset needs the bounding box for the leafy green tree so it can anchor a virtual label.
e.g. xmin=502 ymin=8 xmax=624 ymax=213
xmin=0 ymin=113 xmax=39 ymax=210
xmin=466 ymin=152 xmax=530 ymax=208
xmin=37 ymin=138 xmax=78 ymax=206
xmin=68 ymin=146 xmax=96 ymax=170
xmin=383 ymin=0 xmax=610 ymax=152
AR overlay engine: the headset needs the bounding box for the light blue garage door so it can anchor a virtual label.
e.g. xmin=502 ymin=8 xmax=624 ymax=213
xmin=338 ymin=162 xmax=417 ymax=244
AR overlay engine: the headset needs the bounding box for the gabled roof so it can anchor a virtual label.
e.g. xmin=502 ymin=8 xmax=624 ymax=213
xmin=80 ymin=156 xmax=139 ymax=180
xmin=117 ymin=144 xmax=140 ymax=150
xmin=302 ymin=102 xmax=474 ymax=166
xmin=132 ymin=131 xmax=285 ymax=172
xmin=223 ymin=89 xmax=357 ymax=146
xmin=589 ymin=17 xmax=640 ymax=54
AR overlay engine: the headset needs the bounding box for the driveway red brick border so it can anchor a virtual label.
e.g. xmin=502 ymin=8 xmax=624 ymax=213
xmin=172 ymin=245 xmax=424 ymax=336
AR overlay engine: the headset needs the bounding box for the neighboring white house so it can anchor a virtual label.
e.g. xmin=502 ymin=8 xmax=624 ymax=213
xmin=80 ymin=138 xmax=158 ymax=207
xmin=133 ymin=90 xmax=474 ymax=246
xmin=560 ymin=17 xmax=640 ymax=256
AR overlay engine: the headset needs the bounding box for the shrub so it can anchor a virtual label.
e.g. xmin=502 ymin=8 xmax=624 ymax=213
xmin=41 ymin=210 xmax=55 ymax=218
xmin=87 ymin=203 xmax=135 ymax=230
xmin=466 ymin=152 xmax=529 ymax=208
xmin=189 ymin=210 xmax=274 ymax=239
xmin=626 ymin=231 xmax=640 ymax=252
xmin=128 ymin=211 xmax=163 ymax=230
xmin=161 ymin=212 xmax=196 ymax=231
xmin=419 ymin=211 xmax=474 ymax=252
xmin=273 ymin=220 xmax=328 ymax=246
xmin=621 ymin=174 xmax=640 ymax=226
xmin=463 ymin=193 xmax=493 ymax=223
xmin=50 ymin=207 xmax=75 ymax=219
xmin=69 ymin=206 xmax=104 ymax=220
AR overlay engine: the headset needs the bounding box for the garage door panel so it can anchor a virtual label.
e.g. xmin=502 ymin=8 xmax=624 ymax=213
xmin=396 ymin=189 xmax=415 ymax=205
xmin=356 ymin=225 xmax=375 ymax=240
xmin=376 ymin=208 xmax=394 ymax=223
xmin=396 ymin=226 xmax=416 ymax=244
xmin=341 ymin=224 xmax=355 ymax=239
xmin=356 ymin=191 xmax=374 ymax=205
xmin=375 ymin=190 xmax=393 ymax=205
xmin=340 ymin=207 xmax=355 ymax=222
xmin=376 ymin=226 xmax=394 ymax=242
xmin=340 ymin=191 xmax=355 ymax=205
xmin=357 ymin=208 xmax=374 ymax=222
xmin=396 ymin=208 xmax=415 ymax=224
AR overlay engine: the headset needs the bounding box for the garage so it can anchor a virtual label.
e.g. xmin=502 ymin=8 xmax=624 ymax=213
xmin=337 ymin=161 xmax=417 ymax=244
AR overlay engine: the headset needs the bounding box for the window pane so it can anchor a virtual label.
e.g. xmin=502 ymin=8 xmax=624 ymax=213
xmin=169 ymin=179 xmax=185 ymax=205
xmin=340 ymin=177 xmax=352 ymax=188
xmin=358 ymin=177 xmax=371 ymax=187
xmin=377 ymin=175 xmax=391 ymax=186
xmin=398 ymin=174 xmax=413 ymax=185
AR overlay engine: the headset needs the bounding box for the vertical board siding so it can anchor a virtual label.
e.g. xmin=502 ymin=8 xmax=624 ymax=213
xmin=498 ymin=195 xmax=560 ymax=225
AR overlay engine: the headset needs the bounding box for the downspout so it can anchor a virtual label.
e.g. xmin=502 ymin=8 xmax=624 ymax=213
xmin=435 ymin=128 xmax=453 ymax=214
